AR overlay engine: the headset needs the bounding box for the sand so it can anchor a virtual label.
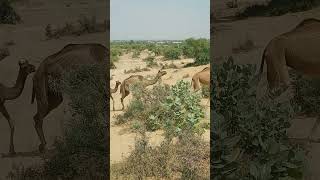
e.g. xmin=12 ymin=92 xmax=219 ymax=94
xmin=110 ymin=51 xmax=210 ymax=164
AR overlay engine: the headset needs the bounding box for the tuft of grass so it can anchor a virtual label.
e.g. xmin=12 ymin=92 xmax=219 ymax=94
xmin=124 ymin=67 xmax=150 ymax=74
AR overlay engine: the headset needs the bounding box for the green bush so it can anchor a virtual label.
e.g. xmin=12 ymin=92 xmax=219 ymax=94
xmin=143 ymin=56 xmax=158 ymax=67
xmin=8 ymin=64 xmax=108 ymax=179
xmin=112 ymin=81 xmax=209 ymax=179
xmin=0 ymin=0 xmax=21 ymax=24
xmin=238 ymin=0 xmax=320 ymax=17
xmin=163 ymin=47 xmax=181 ymax=60
xmin=211 ymin=57 xmax=306 ymax=179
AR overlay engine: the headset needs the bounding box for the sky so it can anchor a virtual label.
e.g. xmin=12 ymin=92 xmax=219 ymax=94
xmin=111 ymin=0 xmax=209 ymax=40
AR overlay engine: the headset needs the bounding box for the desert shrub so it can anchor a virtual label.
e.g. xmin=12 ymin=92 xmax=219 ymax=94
xmin=112 ymin=81 xmax=209 ymax=179
xmin=290 ymin=69 xmax=320 ymax=114
xmin=160 ymin=62 xmax=178 ymax=69
xmin=143 ymin=56 xmax=158 ymax=67
xmin=132 ymin=50 xmax=140 ymax=58
xmin=201 ymin=85 xmax=210 ymax=98
xmin=238 ymin=0 xmax=320 ymax=17
xmin=111 ymin=134 xmax=209 ymax=180
xmin=124 ymin=67 xmax=150 ymax=74
xmin=8 ymin=64 xmax=108 ymax=179
xmin=0 ymin=0 xmax=21 ymax=24
xmin=211 ymin=57 xmax=306 ymax=179
xmin=163 ymin=47 xmax=182 ymax=60
xmin=45 ymin=15 xmax=106 ymax=39
xmin=116 ymin=83 xmax=170 ymax=130
xmin=182 ymin=38 xmax=210 ymax=66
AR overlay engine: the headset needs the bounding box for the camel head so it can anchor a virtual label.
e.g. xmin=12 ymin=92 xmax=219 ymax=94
xmin=157 ymin=66 xmax=167 ymax=77
xmin=19 ymin=59 xmax=36 ymax=74
xmin=116 ymin=80 xmax=121 ymax=86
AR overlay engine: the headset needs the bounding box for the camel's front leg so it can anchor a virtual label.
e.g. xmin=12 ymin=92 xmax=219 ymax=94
xmin=0 ymin=104 xmax=15 ymax=155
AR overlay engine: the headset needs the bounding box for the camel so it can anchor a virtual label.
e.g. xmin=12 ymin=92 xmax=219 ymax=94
xmin=191 ymin=67 xmax=210 ymax=92
xmin=31 ymin=43 xmax=108 ymax=152
xmin=120 ymin=68 xmax=167 ymax=110
xmin=110 ymin=81 xmax=121 ymax=111
xmin=256 ymin=18 xmax=320 ymax=142
xmin=0 ymin=60 xmax=35 ymax=155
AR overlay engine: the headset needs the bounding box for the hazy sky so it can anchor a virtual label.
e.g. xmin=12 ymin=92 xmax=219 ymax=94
xmin=111 ymin=0 xmax=209 ymax=40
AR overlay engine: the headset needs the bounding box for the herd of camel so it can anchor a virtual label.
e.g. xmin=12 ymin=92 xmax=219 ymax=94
xmin=0 ymin=17 xmax=320 ymax=155
xmin=110 ymin=66 xmax=210 ymax=111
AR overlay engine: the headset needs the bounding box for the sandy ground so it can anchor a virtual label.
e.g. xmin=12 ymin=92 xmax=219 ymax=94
xmin=0 ymin=0 xmax=106 ymax=178
xmin=213 ymin=1 xmax=320 ymax=179
xmin=110 ymin=51 xmax=210 ymax=164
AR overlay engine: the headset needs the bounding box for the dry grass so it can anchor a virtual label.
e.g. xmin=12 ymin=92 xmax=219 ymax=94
xmin=111 ymin=134 xmax=209 ymax=180
xmin=45 ymin=15 xmax=106 ymax=40
xmin=124 ymin=67 xmax=151 ymax=74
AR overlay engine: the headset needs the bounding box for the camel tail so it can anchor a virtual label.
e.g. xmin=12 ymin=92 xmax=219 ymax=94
xmin=259 ymin=48 xmax=266 ymax=76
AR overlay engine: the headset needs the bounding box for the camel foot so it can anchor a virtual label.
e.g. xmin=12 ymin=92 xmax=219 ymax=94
xmin=9 ymin=149 xmax=16 ymax=156
xmin=39 ymin=144 xmax=47 ymax=153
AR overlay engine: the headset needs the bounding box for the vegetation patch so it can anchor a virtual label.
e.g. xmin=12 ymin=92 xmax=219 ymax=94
xmin=112 ymin=80 xmax=209 ymax=179
xmin=211 ymin=57 xmax=307 ymax=179
xmin=0 ymin=0 xmax=21 ymax=24
xmin=238 ymin=0 xmax=320 ymax=17
xmin=7 ymin=64 xmax=108 ymax=179
xmin=124 ymin=67 xmax=150 ymax=74
xmin=45 ymin=15 xmax=106 ymax=39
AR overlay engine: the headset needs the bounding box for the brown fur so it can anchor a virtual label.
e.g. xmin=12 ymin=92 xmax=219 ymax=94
xmin=31 ymin=43 xmax=107 ymax=152
xmin=110 ymin=81 xmax=121 ymax=111
xmin=191 ymin=67 xmax=210 ymax=92
xmin=257 ymin=18 xmax=320 ymax=142
xmin=0 ymin=60 xmax=35 ymax=155
xmin=120 ymin=68 xmax=167 ymax=110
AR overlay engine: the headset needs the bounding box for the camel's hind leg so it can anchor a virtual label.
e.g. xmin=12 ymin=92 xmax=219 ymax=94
xmin=34 ymin=91 xmax=62 ymax=153
xmin=192 ymin=77 xmax=200 ymax=92
xmin=120 ymin=90 xmax=130 ymax=111
xmin=0 ymin=103 xmax=15 ymax=155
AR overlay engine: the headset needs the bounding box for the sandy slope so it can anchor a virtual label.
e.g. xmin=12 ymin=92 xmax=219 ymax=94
xmin=213 ymin=0 xmax=320 ymax=179
xmin=110 ymin=51 xmax=210 ymax=164
xmin=0 ymin=0 xmax=106 ymax=178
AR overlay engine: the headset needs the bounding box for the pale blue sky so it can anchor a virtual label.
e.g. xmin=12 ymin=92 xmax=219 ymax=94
xmin=111 ymin=0 xmax=210 ymax=40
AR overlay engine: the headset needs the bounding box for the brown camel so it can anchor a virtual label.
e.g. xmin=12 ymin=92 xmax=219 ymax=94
xmin=191 ymin=67 xmax=210 ymax=92
xmin=0 ymin=60 xmax=35 ymax=155
xmin=110 ymin=81 xmax=121 ymax=111
xmin=120 ymin=68 xmax=167 ymax=110
xmin=257 ymin=18 xmax=320 ymax=142
xmin=31 ymin=43 xmax=108 ymax=152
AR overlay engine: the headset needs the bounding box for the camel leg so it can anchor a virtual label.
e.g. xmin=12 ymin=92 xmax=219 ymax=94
xmin=34 ymin=92 xmax=62 ymax=153
xmin=111 ymin=95 xmax=115 ymax=111
xmin=121 ymin=90 xmax=130 ymax=111
xmin=192 ymin=78 xmax=200 ymax=92
xmin=0 ymin=103 xmax=15 ymax=155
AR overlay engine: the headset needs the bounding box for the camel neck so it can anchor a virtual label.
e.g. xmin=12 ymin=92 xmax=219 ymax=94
xmin=145 ymin=74 xmax=160 ymax=86
xmin=5 ymin=69 xmax=28 ymax=100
